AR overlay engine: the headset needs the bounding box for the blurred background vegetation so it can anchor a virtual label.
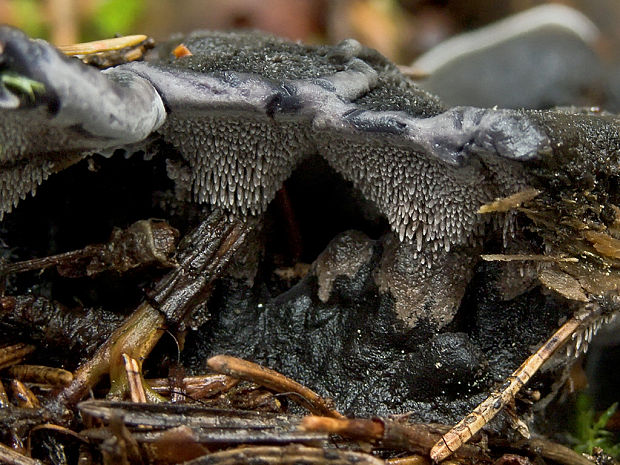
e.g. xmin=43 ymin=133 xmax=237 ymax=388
xmin=2 ymin=0 xmax=620 ymax=64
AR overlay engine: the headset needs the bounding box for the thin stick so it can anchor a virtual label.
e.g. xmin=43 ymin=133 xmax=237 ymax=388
xmin=301 ymin=416 xmax=383 ymax=440
xmin=386 ymin=456 xmax=431 ymax=465
xmin=59 ymin=301 xmax=165 ymax=405
xmin=430 ymin=306 xmax=599 ymax=462
xmin=0 ymin=442 xmax=44 ymax=465
xmin=122 ymin=354 xmax=147 ymax=403
xmin=190 ymin=444 xmax=383 ymax=464
xmin=147 ymin=374 xmax=238 ymax=399
xmin=303 ymin=415 xmax=484 ymax=459
xmin=208 ymin=355 xmax=344 ymax=418
xmin=480 ymin=254 xmax=578 ymax=263
xmin=0 ymin=380 xmax=8 ymax=408
xmin=0 ymin=343 xmax=35 ymax=370
xmin=8 ymin=365 xmax=73 ymax=386
xmin=0 ymin=249 xmax=90 ymax=275
xmin=59 ymin=212 xmax=253 ymax=405
xmin=11 ymin=380 xmax=40 ymax=409
xmin=58 ymin=36 xmax=148 ymax=55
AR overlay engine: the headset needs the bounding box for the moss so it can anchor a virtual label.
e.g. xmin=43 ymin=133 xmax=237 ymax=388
xmin=571 ymin=393 xmax=620 ymax=459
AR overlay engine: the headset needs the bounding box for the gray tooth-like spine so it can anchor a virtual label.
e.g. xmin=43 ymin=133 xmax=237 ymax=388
xmin=319 ymin=136 xmax=527 ymax=260
xmin=158 ymin=116 xmax=313 ymax=217
xmin=1 ymin=29 xmax=541 ymax=263
xmin=566 ymin=305 xmax=617 ymax=359
xmin=573 ymin=330 xmax=584 ymax=354
xmin=0 ymin=160 xmax=53 ymax=219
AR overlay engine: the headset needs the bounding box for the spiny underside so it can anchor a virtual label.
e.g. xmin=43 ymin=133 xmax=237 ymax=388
xmin=319 ymin=139 xmax=526 ymax=252
xmin=158 ymin=116 xmax=314 ymax=216
xmin=144 ymin=32 xmax=532 ymax=255
xmin=0 ymin=109 xmax=70 ymax=217
xmin=3 ymin=27 xmax=615 ymax=261
xmin=0 ymin=158 xmax=52 ymax=217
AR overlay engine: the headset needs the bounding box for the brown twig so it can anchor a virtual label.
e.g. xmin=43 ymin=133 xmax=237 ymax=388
xmin=8 ymin=365 xmax=73 ymax=387
xmin=0 ymin=249 xmax=91 ymax=275
xmin=386 ymin=455 xmax=431 ymax=465
xmin=0 ymin=380 xmax=8 ymax=408
xmin=430 ymin=305 xmax=604 ymax=462
xmin=59 ymin=301 xmax=166 ymax=405
xmin=302 ymin=416 xmax=485 ymax=459
xmin=58 ymin=35 xmax=148 ymax=55
xmin=208 ymin=355 xmax=344 ymax=418
xmin=60 ymin=211 xmax=253 ymax=405
xmin=477 ymin=189 xmax=540 ymax=214
xmin=181 ymin=444 xmax=384 ymax=465
xmin=504 ymin=438 xmax=595 ymax=465
xmin=27 ymin=423 xmax=89 ymax=455
xmin=0 ymin=220 xmax=178 ymax=278
xmin=147 ymin=374 xmax=239 ymax=399
xmin=0 ymin=343 xmax=35 ymax=370
xmin=146 ymin=426 xmax=208 ymax=463
xmin=0 ymin=442 xmax=44 ymax=465
xmin=122 ymin=354 xmax=147 ymax=403
xmin=301 ymin=416 xmax=383 ymax=440
xmin=11 ymin=380 xmax=40 ymax=409
xmin=108 ymin=416 xmax=144 ymax=465
xmin=148 ymin=212 xmax=254 ymax=328
xmin=480 ymin=254 xmax=578 ymax=263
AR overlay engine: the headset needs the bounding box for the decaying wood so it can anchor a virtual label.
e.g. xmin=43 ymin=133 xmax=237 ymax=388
xmin=58 ymin=210 xmax=254 ymax=405
xmin=78 ymin=399 xmax=328 ymax=446
xmin=0 ymin=219 xmax=178 ymax=277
